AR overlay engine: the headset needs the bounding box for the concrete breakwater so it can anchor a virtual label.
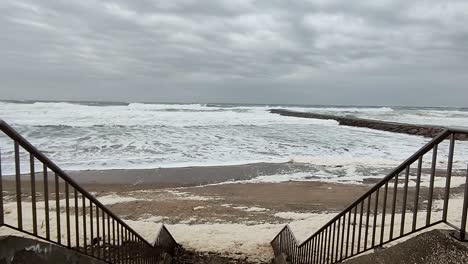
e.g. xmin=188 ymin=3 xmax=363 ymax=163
xmin=270 ymin=109 xmax=467 ymax=140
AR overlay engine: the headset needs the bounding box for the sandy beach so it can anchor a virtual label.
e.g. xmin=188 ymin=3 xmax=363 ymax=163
xmin=1 ymin=163 xmax=466 ymax=263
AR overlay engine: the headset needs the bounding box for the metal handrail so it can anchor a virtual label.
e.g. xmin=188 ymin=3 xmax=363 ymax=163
xmin=0 ymin=119 xmax=177 ymax=263
xmin=272 ymin=127 xmax=468 ymax=263
xmin=300 ymin=129 xmax=450 ymax=245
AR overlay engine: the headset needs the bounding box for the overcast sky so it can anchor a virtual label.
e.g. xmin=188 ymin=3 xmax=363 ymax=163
xmin=1 ymin=0 xmax=467 ymax=106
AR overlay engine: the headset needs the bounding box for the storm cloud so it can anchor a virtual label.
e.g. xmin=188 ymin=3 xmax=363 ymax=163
xmin=1 ymin=0 xmax=467 ymax=106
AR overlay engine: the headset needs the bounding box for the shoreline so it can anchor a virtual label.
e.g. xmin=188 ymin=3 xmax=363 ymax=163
xmin=2 ymin=161 xmax=464 ymax=190
xmin=2 ymin=161 xmax=320 ymax=186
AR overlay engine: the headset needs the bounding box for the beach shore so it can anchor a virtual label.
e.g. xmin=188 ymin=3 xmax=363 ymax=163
xmin=1 ymin=164 xmax=466 ymax=263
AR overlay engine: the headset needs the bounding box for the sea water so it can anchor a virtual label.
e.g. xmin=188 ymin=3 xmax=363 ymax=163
xmin=1 ymin=101 xmax=467 ymax=183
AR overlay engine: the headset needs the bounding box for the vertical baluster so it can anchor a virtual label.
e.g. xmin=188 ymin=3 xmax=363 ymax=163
xmin=65 ymin=183 xmax=71 ymax=247
xmin=364 ymin=195 xmax=371 ymax=250
xmin=277 ymin=231 xmax=281 ymax=256
xmin=43 ymin=165 xmax=50 ymax=240
xmin=318 ymin=231 xmax=322 ymax=264
xmin=55 ymin=173 xmax=61 ymax=244
xmin=74 ymin=189 xmax=79 ymax=249
xmin=136 ymin=236 xmax=139 ymax=264
xmin=0 ymin=147 xmax=3 ymax=226
xmin=372 ymin=188 xmax=379 ymax=247
xmin=15 ymin=142 xmax=22 ymax=229
xmin=311 ymin=229 xmax=317 ymax=262
xmin=122 ymin=227 xmax=125 ymax=264
xmin=335 ymin=218 xmax=340 ymax=261
xmin=380 ymin=183 xmax=388 ymax=245
xmin=290 ymin=231 xmax=294 ymax=263
xmin=311 ymin=235 xmax=315 ymax=264
xmin=140 ymin=238 xmax=143 ymax=264
xmin=351 ymin=206 xmax=357 ymax=256
xmin=340 ymin=214 xmax=345 ymax=261
xmin=389 ymin=173 xmax=398 ymax=240
xmin=83 ymin=196 xmax=87 ymax=254
xmin=331 ymin=222 xmax=336 ymax=264
xmin=319 ymin=230 xmax=325 ymax=263
xmin=443 ymin=134 xmax=455 ymax=221
xmin=90 ymin=202 xmax=94 ymax=256
xmin=290 ymin=230 xmax=294 ymax=263
xmin=96 ymin=207 xmax=100 ymax=259
xmin=285 ymin=230 xmax=289 ymax=261
xmin=460 ymin=164 xmax=468 ymax=240
xmin=113 ymin=219 xmax=116 ymax=264
xmin=107 ymin=213 xmax=111 ymax=261
xmin=400 ymin=166 xmax=410 ymax=236
xmin=426 ymin=145 xmax=438 ymax=225
xmin=30 ymin=154 xmax=37 ymax=235
xmin=102 ymin=210 xmax=106 ymax=261
xmin=125 ymin=229 xmax=129 ymax=264
xmin=138 ymin=237 xmax=141 ymax=264
xmin=291 ymin=231 xmax=295 ymax=263
xmin=297 ymin=235 xmax=301 ymax=263
xmin=129 ymin=232 xmax=133 ymax=264
xmin=322 ymin=227 xmax=330 ymax=263
xmin=357 ymin=201 xmax=364 ymax=253
xmin=283 ymin=231 xmax=287 ymax=260
xmin=130 ymin=232 xmax=133 ymax=264
xmin=346 ymin=210 xmax=351 ymax=258
xmin=318 ymin=232 xmax=323 ymax=264
xmin=117 ymin=222 xmax=121 ymax=263
xmin=327 ymin=225 xmax=332 ymax=264
xmin=321 ymin=229 xmax=326 ymax=264
xmin=412 ymin=156 xmax=423 ymax=231
xmin=314 ymin=235 xmax=318 ymax=264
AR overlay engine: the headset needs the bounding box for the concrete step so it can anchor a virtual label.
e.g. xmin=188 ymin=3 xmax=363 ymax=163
xmin=0 ymin=235 xmax=106 ymax=264
xmin=344 ymin=230 xmax=468 ymax=264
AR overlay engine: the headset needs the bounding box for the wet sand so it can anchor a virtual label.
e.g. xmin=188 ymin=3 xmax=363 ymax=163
xmin=2 ymin=175 xmax=463 ymax=224
xmin=0 ymin=162 xmax=316 ymax=186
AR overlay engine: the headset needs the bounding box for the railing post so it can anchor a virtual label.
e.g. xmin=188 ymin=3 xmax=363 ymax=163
xmin=452 ymin=164 xmax=468 ymax=241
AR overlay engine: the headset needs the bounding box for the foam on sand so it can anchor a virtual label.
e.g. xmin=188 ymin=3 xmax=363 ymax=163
xmin=0 ymin=196 xmax=465 ymax=262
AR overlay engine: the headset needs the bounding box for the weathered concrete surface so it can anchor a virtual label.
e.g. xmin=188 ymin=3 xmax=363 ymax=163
xmin=0 ymin=236 xmax=106 ymax=264
xmin=270 ymin=109 xmax=468 ymax=140
xmin=272 ymin=253 xmax=289 ymax=264
xmin=344 ymin=230 xmax=468 ymax=264
xmin=172 ymin=245 xmax=262 ymax=264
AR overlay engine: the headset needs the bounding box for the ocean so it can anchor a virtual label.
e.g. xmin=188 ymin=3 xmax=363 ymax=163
xmin=1 ymin=100 xmax=467 ymax=183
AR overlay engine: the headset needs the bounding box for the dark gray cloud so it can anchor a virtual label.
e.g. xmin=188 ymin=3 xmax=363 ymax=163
xmin=1 ymin=0 xmax=467 ymax=106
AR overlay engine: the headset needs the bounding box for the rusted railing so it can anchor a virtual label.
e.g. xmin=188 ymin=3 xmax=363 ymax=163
xmin=272 ymin=127 xmax=468 ymax=263
xmin=0 ymin=120 xmax=177 ymax=263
